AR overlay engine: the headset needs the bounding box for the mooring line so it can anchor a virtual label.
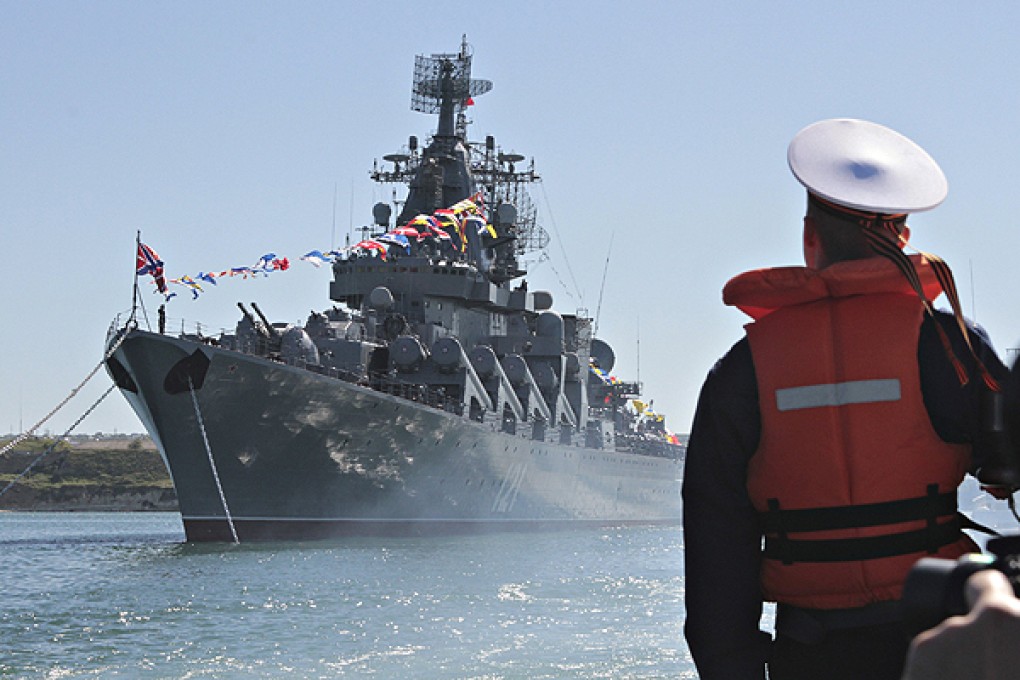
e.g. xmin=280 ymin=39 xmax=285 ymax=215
xmin=187 ymin=377 xmax=239 ymax=544
xmin=0 ymin=325 xmax=132 ymax=459
xmin=0 ymin=384 xmax=117 ymax=501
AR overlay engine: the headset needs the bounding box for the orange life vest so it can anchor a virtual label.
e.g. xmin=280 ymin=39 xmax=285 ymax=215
xmin=724 ymin=256 xmax=977 ymax=610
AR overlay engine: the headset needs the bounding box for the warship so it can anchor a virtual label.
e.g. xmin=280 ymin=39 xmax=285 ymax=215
xmin=105 ymin=38 xmax=684 ymax=542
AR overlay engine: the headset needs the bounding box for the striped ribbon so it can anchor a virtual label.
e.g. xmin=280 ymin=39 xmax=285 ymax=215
xmin=862 ymin=223 xmax=1000 ymax=391
xmin=809 ymin=194 xmax=999 ymax=390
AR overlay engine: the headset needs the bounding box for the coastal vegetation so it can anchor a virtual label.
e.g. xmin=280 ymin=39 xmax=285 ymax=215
xmin=0 ymin=436 xmax=176 ymax=511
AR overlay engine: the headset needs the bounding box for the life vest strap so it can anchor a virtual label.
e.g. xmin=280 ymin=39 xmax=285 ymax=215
xmin=760 ymin=489 xmax=957 ymax=533
xmin=776 ymin=600 xmax=904 ymax=642
xmin=763 ymin=515 xmax=961 ymax=563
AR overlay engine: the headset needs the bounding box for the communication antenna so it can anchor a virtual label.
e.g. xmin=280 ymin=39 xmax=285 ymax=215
xmin=636 ymin=313 xmax=641 ymax=386
xmin=349 ymin=179 xmax=356 ymax=242
xmin=331 ymin=182 xmax=337 ymax=250
xmin=593 ymin=232 xmax=614 ymax=337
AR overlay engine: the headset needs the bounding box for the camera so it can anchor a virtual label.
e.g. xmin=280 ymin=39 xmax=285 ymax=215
xmin=902 ymin=534 xmax=1020 ymax=635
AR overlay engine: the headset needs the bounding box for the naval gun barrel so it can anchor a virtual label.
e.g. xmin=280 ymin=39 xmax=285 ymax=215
xmin=250 ymin=302 xmax=281 ymax=339
xmin=237 ymin=301 xmax=255 ymax=323
xmin=237 ymin=302 xmax=271 ymax=340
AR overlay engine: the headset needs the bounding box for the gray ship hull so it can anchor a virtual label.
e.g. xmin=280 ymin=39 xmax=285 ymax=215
xmin=109 ymin=329 xmax=682 ymax=541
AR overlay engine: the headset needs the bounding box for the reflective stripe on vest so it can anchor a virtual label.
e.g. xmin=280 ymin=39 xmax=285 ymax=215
xmin=776 ymin=379 xmax=901 ymax=412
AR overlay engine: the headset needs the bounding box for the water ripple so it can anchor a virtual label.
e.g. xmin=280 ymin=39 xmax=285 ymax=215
xmin=1 ymin=515 xmax=689 ymax=677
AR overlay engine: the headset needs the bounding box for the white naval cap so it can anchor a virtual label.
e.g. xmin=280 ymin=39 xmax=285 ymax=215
xmin=788 ymin=118 xmax=947 ymax=214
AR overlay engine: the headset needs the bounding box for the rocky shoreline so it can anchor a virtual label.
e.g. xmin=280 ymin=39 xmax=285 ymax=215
xmin=0 ymin=437 xmax=178 ymax=512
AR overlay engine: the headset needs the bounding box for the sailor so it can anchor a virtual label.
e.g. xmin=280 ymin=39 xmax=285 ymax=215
xmin=682 ymin=119 xmax=1013 ymax=680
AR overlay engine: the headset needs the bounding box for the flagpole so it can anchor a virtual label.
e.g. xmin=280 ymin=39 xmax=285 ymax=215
xmin=131 ymin=230 xmax=141 ymax=324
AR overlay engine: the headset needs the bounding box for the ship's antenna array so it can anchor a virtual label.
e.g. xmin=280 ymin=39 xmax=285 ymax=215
xmin=593 ymin=231 xmax=614 ymax=338
xmin=331 ymin=182 xmax=338 ymax=250
xmin=410 ymin=35 xmax=492 ymax=139
xmin=372 ymin=35 xmax=548 ymax=265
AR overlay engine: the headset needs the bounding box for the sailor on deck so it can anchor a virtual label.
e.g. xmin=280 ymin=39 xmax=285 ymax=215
xmin=682 ymin=119 xmax=1012 ymax=679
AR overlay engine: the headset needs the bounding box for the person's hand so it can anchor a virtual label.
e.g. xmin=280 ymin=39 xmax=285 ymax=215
xmin=902 ymin=569 xmax=1020 ymax=679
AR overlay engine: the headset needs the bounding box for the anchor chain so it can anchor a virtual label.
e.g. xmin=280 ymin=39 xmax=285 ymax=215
xmin=187 ymin=376 xmax=239 ymax=544
xmin=0 ymin=323 xmax=132 ymax=459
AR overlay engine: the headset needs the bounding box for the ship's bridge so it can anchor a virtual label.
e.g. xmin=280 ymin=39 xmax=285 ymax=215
xmin=329 ymin=256 xmax=540 ymax=314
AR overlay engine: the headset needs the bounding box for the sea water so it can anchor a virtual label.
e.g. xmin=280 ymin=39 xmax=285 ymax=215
xmin=0 ymin=514 xmax=690 ymax=678
xmin=2 ymin=478 xmax=1016 ymax=679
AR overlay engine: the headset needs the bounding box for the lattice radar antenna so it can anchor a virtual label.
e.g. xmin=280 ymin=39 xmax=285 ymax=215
xmin=411 ymin=38 xmax=492 ymax=137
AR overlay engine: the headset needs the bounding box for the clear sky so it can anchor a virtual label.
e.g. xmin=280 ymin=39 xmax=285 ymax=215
xmin=2 ymin=1 xmax=1019 ymax=437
